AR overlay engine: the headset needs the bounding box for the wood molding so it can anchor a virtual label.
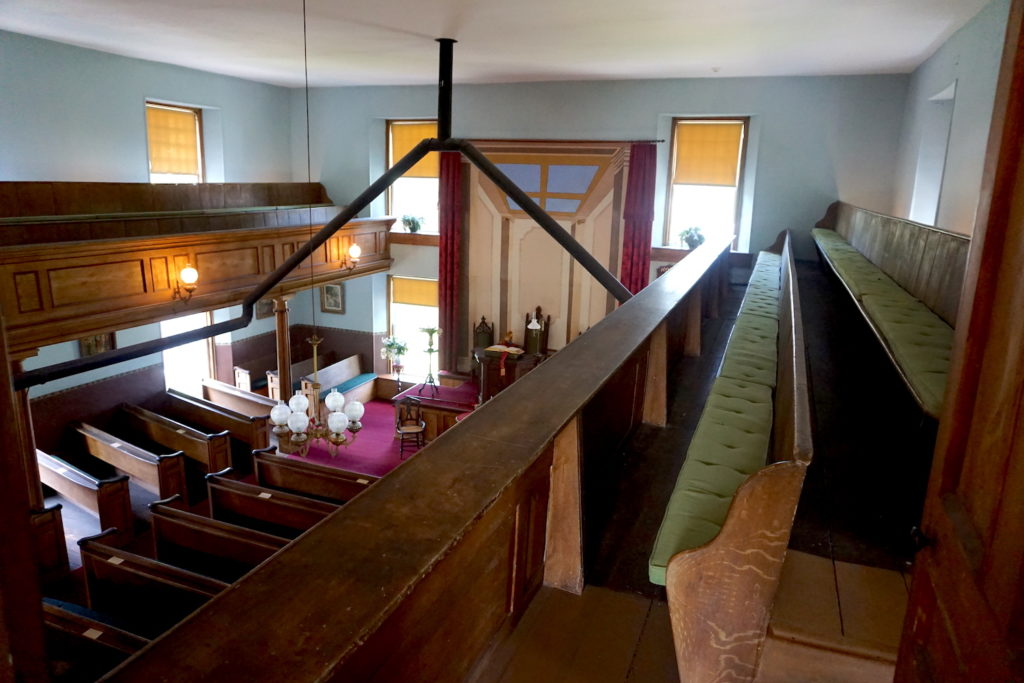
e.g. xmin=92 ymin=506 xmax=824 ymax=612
xmin=389 ymin=232 xmax=440 ymax=246
xmin=651 ymin=246 xmax=691 ymax=262
xmin=0 ymin=217 xmax=394 ymax=356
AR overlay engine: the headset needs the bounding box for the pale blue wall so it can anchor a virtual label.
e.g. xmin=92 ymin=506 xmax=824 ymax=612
xmin=288 ymin=274 xmax=386 ymax=333
xmin=22 ymin=323 xmax=163 ymax=398
xmin=296 ymin=74 xmax=909 ymax=256
xmin=0 ymin=31 xmax=293 ymax=182
xmin=892 ymin=0 xmax=1010 ymax=234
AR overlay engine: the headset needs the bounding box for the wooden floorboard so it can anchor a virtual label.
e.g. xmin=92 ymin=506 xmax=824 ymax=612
xmin=625 ymin=601 xmax=679 ymax=683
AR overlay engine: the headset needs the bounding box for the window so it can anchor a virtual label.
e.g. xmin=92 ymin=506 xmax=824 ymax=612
xmin=387 ymin=120 xmax=439 ymax=233
xmin=665 ymin=118 xmax=748 ymax=248
xmin=388 ymin=276 xmax=439 ymax=380
xmin=146 ymin=102 xmax=204 ymax=184
xmin=909 ymin=82 xmax=956 ymax=226
xmin=160 ymin=311 xmax=213 ymax=397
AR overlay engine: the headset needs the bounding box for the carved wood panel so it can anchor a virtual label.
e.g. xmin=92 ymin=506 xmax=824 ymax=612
xmin=0 ymin=218 xmax=393 ymax=356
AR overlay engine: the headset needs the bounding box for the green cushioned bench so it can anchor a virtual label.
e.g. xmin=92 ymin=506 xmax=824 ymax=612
xmin=812 ymin=224 xmax=954 ymax=417
xmin=652 ymin=231 xmax=814 ymax=681
xmin=649 ymin=231 xmax=811 ymax=588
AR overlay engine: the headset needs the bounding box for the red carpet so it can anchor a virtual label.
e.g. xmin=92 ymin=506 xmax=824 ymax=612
xmin=287 ymin=400 xmax=412 ymax=477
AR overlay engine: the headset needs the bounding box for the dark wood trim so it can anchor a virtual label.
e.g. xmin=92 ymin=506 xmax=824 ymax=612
xmin=389 ymin=231 xmax=440 ymax=246
xmin=651 ymin=246 xmax=691 ymax=262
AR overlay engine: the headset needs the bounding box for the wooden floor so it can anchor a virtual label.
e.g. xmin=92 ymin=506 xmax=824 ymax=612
xmin=469 ymin=585 xmax=677 ymax=683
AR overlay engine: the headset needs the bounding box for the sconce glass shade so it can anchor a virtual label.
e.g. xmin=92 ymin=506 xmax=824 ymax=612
xmin=343 ymin=400 xmax=365 ymax=422
xmin=270 ymin=401 xmax=291 ymax=426
xmin=286 ymin=412 xmax=310 ymax=434
xmin=327 ymin=411 xmax=350 ymax=434
xmin=324 ymin=388 xmax=345 ymax=413
xmin=179 ymin=265 xmax=199 ymax=286
xmin=288 ymin=391 xmax=310 ymax=414
xmin=348 ymin=243 xmax=362 ymax=260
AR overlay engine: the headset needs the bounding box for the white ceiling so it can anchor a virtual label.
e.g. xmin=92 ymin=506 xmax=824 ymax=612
xmin=0 ymin=0 xmax=991 ymax=87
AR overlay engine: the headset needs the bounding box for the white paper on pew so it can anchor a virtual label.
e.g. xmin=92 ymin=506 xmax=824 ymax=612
xmin=258 ymin=492 xmax=272 ymax=499
xmin=107 ymin=557 xmax=124 ymax=565
xmin=83 ymin=628 xmax=104 ymax=640
xmin=176 ymin=429 xmax=186 ymax=434
xmin=57 ymin=467 xmax=68 ymax=475
xmin=357 ymin=479 xmax=369 ymax=484
xmin=110 ymin=442 xmax=121 ymax=448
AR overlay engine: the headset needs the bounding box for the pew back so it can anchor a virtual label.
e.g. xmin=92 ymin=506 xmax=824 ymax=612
xmin=206 ymin=472 xmax=338 ymax=538
xmin=201 ymin=378 xmax=276 ymax=418
xmin=253 ymin=449 xmax=377 ymax=503
xmin=150 ymin=499 xmax=288 ymax=582
xmin=76 ymin=422 xmax=186 ymax=502
xmin=825 ymin=202 xmax=970 ymax=325
xmin=36 ymin=449 xmax=133 ymax=544
xmin=161 ymin=388 xmax=270 ymax=451
xmin=119 ymin=403 xmax=232 ymax=473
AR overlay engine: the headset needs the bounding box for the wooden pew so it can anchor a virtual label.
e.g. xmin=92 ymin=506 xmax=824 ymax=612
xmin=76 ymin=422 xmax=187 ymax=505
xmin=659 ymin=231 xmax=813 ymax=681
xmin=233 ymin=352 xmax=276 ymax=393
xmin=31 ymin=504 xmax=70 ymax=583
xmin=79 ymin=529 xmax=228 ymax=638
xmin=36 ymin=449 xmax=134 ymax=544
xmin=299 ymin=354 xmax=376 ymax=405
xmin=117 ymin=403 xmax=232 ymax=474
xmin=206 ymin=469 xmax=339 ymax=539
xmin=267 ymin=350 xmax=339 ymax=400
xmin=150 ymin=496 xmax=288 ymax=582
xmin=156 ymin=389 xmax=270 ymax=451
xmin=253 ymin=448 xmax=378 ymax=503
xmin=43 ymin=599 xmax=150 ymax=682
xmin=201 ymin=377 xmax=277 ymax=419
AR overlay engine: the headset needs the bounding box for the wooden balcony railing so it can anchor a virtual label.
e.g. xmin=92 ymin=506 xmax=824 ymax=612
xmin=104 ymin=235 xmax=732 ymax=682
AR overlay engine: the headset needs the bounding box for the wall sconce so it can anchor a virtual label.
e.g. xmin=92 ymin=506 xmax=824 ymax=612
xmin=342 ymin=243 xmax=362 ymax=272
xmin=173 ymin=264 xmax=199 ymax=302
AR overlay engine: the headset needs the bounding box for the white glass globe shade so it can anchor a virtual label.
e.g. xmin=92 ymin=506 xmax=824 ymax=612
xmin=343 ymin=400 xmax=365 ymax=422
xmin=324 ymin=389 xmax=345 ymax=413
xmin=270 ymin=401 xmax=291 ymax=426
xmin=286 ymin=412 xmax=309 ymax=434
xmin=327 ymin=411 xmax=350 ymax=434
xmin=288 ymin=391 xmax=309 ymax=413
xmin=348 ymin=243 xmax=362 ymax=260
xmin=179 ymin=265 xmax=199 ymax=285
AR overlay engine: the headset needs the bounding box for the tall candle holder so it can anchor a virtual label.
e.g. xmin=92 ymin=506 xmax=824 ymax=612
xmin=418 ymin=327 xmax=441 ymax=398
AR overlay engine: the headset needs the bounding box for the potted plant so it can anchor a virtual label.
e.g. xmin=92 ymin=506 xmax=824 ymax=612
xmin=679 ymin=226 xmax=705 ymax=250
xmin=401 ymin=215 xmax=423 ymax=233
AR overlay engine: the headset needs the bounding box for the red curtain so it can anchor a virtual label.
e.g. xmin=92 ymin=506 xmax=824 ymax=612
xmin=438 ymin=151 xmax=462 ymax=372
xmin=619 ymin=143 xmax=657 ymax=295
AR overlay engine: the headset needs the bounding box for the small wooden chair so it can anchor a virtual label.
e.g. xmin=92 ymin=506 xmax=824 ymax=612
xmin=395 ymin=397 xmax=426 ymax=458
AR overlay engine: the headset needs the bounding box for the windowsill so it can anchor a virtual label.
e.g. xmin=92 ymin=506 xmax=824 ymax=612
xmin=390 ymin=232 xmax=440 ymax=246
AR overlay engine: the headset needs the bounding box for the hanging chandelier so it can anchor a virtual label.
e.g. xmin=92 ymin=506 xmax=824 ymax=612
xmin=270 ymin=387 xmax=364 ymax=457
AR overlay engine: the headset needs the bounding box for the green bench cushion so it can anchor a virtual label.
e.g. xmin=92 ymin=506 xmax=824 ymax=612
xmin=739 ymin=291 xmax=779 ymax=319
xmin=720 ymin=348 xmax=777 ymax=387
xmin=861 ymin=295 xmax=952 ymax=415
xmin=648 ymin=376 xmax=773 ymax=585
xmin=756 ymin=251 xmax=781 ymax=268
xmin=317 ymin=373 xmax=377 ymax=399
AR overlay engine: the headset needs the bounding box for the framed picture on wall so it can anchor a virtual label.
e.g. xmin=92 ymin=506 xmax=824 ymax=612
xmin=321 ymin=283 xmax=345 ymax=314
xmin=79 ymin=333 xmax=116 ymax=357
xmin=255 ymin=299 xmax=275 ymax=319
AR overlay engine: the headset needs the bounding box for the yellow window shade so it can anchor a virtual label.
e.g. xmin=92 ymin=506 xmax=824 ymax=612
xmin=146 ymin=104 xmax=201 ymax=176
xmin=392 ymin=277 xmax=438 ymax=307
xmin=672 ymin=122 xmax=744 ymax=187
xmin=390 ymin=121 xmax=439 ymax=178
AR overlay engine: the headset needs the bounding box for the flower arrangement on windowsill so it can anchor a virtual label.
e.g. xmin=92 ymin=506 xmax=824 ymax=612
xmin=679 ymin=226 xmax=706 ymax=250
xmin=381 ymin=336 xmax=409 ymax=387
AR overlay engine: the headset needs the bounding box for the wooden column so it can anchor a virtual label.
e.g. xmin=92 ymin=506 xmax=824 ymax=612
xmin=684 ymin=288 xmax=702 ymax=357
xmin=544 ymin=416 xmax=584 ymax=595
xmin=13 ymin=370 xmax=43 ymax=510
xmin=0 ymin=318 xmax=48 ymax=682
xmin=274 ymin=297 xmax=291 ymax=402
xmin=642 ymin=322 xmax=668 ymax=427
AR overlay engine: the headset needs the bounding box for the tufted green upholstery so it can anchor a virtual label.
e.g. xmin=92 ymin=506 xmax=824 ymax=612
xmin=813 ymin=228 xmax=953 ymax=417
xmin=739 ymin=292 xmax=779 ymax=319
xmin=861 ymin=295 xmax=952 ymax=415
xmin=720 ymin=348 xmax=778 ymax=387
xmin=648 ymin=376 xmax=773 ymax=585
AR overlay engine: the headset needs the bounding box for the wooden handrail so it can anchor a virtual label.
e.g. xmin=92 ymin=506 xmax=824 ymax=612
xmin=104 ymin=235 xmax=733 ymax=681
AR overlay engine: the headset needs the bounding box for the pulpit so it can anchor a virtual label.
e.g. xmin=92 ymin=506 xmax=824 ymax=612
xmin=474 ymin=348 xmax=545 ymax=403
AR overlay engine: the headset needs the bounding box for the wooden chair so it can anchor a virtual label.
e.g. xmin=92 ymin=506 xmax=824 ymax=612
xmin=395 ymin=397 xmax=426 ymax=458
